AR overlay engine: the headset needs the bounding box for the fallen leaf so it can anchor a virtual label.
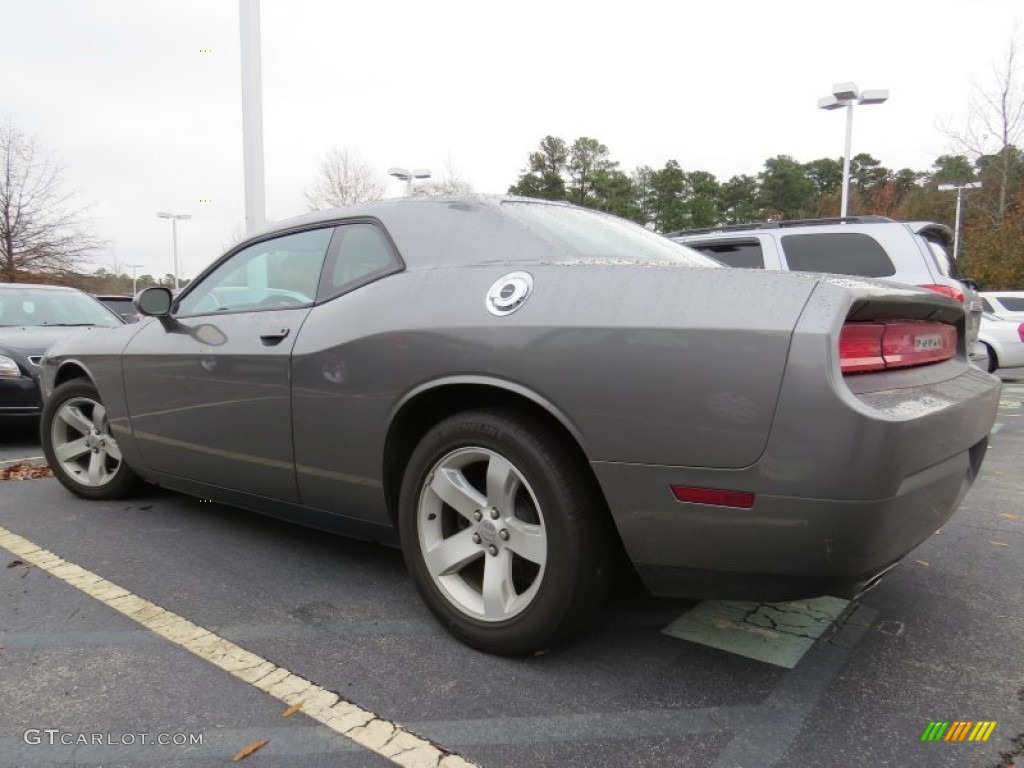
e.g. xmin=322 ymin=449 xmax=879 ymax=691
xmin=282 ymin=700 xmax=304 ymax=718
xmin=532 ymin=648 xmax=550 ymax=657
xmin=6 ymin=560 xmax=24 ymax=568
xmin=934 ymin=528 xmax=943 ymax=535
xmin=989 ymin=541 xmax=1010 ymax=547
xmin=0 ymin=463 xmax=54 ymax=481
xmin=1000 ymin=513 xmax=1021 ymax=521
xmin=139 ymin=505 xmax=153 ymax=510
xmin=232 ymin=738 xmax=269 ymax=762
xmin=915 ymin=559 xmax=930 ymax=567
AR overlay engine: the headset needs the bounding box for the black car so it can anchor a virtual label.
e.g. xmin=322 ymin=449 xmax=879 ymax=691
xmin=0 ymin=283 xmax=124 ymax=415
xmin=94 ymin=294 xmax=140 ymax=323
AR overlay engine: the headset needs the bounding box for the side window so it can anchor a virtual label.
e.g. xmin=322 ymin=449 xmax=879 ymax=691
xmin=177 ymin=228 xmax=334 ymax=316
xmin=317 ymin=223 xmax=401 ymax=301
xmin=998 ymin=297 xmax=1024 ymax=311
xmin=922 ymin=236 xmax=965 ymax=280
xmin=780 ymin=233 xmax=895 ymax=277
xmin=688 ymin=239 xmax=765 ymax=269
xmin=982 ymin=297 xmax=994 ymax=313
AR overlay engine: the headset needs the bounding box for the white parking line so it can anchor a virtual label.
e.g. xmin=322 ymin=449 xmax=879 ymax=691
xmin=0 ymin=455 xmax=46 ymax=466
xmin=0 ymin=524 xmax=478 ymax=768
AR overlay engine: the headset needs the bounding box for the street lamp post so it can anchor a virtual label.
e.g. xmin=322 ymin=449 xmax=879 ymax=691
xmin=818 ymin=82 xmax=889 ymax=218
xmin=388 ymin=167 xmax=431 ymax=197
xmin=938 ymin=182 xmax=983 ymax=262
xmin=156 ymin=212 xmax=191 ymax=289
xmin=126 ymin=263 xmax=144 ymax=296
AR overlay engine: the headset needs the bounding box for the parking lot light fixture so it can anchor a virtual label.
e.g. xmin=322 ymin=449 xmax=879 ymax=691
xmin=938 ymin=182 xmax=983 ymax=262
xmin=156 ymin=212 xmax=191 ymax=290
xmin=388 ymin=167 xmax=431 ymax=197
xmin=818 ymin=82 xmax=889 ymax=218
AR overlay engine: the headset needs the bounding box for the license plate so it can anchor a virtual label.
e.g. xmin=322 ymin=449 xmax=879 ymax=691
xmin=915 ymin=335 xmax=944 ymax=351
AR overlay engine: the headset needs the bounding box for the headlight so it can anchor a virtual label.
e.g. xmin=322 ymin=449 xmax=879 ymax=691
xmin=0 ymin=355 xmax=22 ymax=378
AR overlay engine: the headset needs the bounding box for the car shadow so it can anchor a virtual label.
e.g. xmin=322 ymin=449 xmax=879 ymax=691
xmin=0 ymin=417 xmax=44 ymax=464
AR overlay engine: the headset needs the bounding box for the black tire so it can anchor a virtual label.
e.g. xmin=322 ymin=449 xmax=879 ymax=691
xmin=41 ymin=379 xmax=139 ymax=500
xmin=398 ymin=408 xmax=614 ymax=655
xmin=984 ymin=343 xmax=998 ymax=374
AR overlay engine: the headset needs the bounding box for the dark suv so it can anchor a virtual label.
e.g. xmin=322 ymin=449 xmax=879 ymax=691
xmin=668 ymin=216 xmax=986 ymax=366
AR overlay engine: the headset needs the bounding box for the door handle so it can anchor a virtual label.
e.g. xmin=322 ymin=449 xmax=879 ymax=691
xmin=259 ymin=328 xmax=290 ymax=345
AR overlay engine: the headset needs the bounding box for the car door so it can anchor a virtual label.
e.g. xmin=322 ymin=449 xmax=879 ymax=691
xmin=290 ymin=221 xmax=404 ymax=521
xmin=122 ymin=226 xmax=334 ymax=501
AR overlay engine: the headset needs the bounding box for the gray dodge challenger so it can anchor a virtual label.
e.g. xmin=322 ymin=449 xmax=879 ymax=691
xmin=39 ymin=196 xmax=1000 ymax=655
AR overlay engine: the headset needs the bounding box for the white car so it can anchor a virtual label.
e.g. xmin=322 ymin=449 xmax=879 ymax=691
xmin=981 ymin=291 xmax=1024 ymax=320
xmin=978 ymin=312 xmax=1024 ymax=373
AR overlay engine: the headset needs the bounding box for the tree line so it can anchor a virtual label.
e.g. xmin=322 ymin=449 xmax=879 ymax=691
xmin=507 ymin=135 xmax=1024 ymax=287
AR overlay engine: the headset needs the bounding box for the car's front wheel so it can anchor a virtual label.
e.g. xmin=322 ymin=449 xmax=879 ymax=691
xmin=399 ymin=409 xmax=613 ymax=655
xmin=41 ymin=379 xmax=138 ymax=499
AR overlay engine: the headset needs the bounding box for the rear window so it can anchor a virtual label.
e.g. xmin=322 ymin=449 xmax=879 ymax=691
xmin=502 ymin=202 xmax=719 ymax=267
xmin=996 ymin=297 xmax=1024 ymax=311
xmin=688 ymin=240 xmax=764 ymax=269
xmin=921 ymin=236 xmax=966 ymax=280
xmin=780 ymin=233 xmax=895 ymax=277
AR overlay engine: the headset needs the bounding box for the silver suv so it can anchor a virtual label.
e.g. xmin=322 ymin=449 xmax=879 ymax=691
xmin=668 ymin=216 xmax=986 ymax=366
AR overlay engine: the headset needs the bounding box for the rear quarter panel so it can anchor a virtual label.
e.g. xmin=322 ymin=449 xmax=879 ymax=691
xmin=290 ymin=263 xmax=819 ymax=518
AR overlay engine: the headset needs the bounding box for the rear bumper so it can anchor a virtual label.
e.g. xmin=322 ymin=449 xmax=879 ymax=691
xmin=594 ymin=359 xmax=1000 ymax=601
xmin=596 ymin=436 xmax=986 ymax=600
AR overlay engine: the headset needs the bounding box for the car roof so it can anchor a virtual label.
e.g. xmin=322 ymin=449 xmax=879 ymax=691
xmin=238 ymin=195 xmax=554 ymax=242
xmin=665 ymin=215 xmax=896 ymax=239
xmin=0 ymin=282 xmax=81 ymax=292
xmin=666 ymin=217 xmax=953 ymax=244
xmin=223 ymin=196 xmax=607 ymax=272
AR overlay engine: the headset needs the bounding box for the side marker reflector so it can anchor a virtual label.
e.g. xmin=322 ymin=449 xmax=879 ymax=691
xmin=671 ymin=485 xmax=755 ymax=509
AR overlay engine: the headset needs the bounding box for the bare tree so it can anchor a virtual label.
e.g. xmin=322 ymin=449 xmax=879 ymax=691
xmin=303 ymin=147 xmax=386 ymax=211
xmin=1 ymin=118 xmax=103 ymax=282
xmin=945 ymin=34 xmax=1024 ymax=222
xmin=411 ymin=153 xmax=473 ymax=197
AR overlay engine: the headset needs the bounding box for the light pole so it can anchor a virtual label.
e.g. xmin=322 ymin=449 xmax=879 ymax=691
xmin=938 ymin=182 xmax=982 ymax=262
xmin=388 ymin=167 xmax=431 ymax=197
xmin=239 ymin=0 xmax=266 ymax=233
xmin=156 ymin=212 xmax=191 ymax=289
xmin=126 ymin=263 xmax=144 ymax=295
xmin=818 ymin=82 xmax=889 ymax=218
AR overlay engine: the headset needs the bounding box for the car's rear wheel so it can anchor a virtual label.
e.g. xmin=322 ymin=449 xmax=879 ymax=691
xmin=984 ymin=343 xmax=999 ymax=373
xmin=399 ymin=409 xmax=613 ymax=655
xmin=41 ymin=380 xmax=139 ymax=499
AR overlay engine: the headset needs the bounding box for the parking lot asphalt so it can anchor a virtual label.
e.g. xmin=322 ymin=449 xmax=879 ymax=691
xmin=1 ymin=377 xmax=1023 ymax=768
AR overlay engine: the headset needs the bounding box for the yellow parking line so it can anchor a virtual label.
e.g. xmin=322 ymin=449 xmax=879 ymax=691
xmin=0 ymin=524 xmax=477 ymax=768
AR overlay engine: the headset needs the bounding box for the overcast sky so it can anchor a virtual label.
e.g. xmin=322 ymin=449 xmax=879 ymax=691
xmin=2 ymin=0 xmax=1021 ymax=281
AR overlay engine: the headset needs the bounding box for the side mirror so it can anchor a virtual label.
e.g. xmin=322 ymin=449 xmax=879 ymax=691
xmin=135 ymin=287 xmax=173 ymax=317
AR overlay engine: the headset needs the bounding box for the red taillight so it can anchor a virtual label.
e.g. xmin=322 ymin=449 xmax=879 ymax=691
xmin=840 ymin=321 xmax=957 ymax=375
xmin=919 ymin=284 xmax=964 ymax=303
xmin=671 ymin=485 xmax=755 ymax=509
xmin=1018 ymin=323 xmax=1024 ymax=343
xmin=838 ymin=324 xmax=886 ymax=373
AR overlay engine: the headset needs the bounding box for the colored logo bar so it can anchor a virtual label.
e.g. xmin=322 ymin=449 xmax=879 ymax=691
xmin=921 ymin=721 xmax=997 ymax=742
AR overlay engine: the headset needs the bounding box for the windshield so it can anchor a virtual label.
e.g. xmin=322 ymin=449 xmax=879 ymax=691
xmin=0 ymin=286 xmax=123 ymax=327
xmin=501 ymin=202 xmax=721 ymax=267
